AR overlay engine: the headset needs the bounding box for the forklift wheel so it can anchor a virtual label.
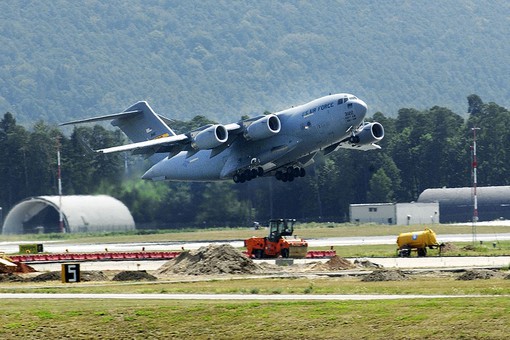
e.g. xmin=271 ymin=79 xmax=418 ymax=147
xmin=281 ymin=248 xmax=290 ymax=258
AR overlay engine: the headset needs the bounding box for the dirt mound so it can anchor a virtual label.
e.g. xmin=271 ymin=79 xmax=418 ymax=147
xmin=0 ymin=273 xmax=25 ymax=282
xmin=81 ymin=271 xmax=109 ymax=282
xmin=309 ymin=256 xmax=357 ymax=271
xmin=29 ymin=270 xmax=110 ymax=282
xmin=361 ymin=269 xmax=408 ymax=282
xmin=112 ymin=270 xmax=157 ymax=281
xmin=457 ymin=269 xmax=498 ymax=280
xmin=30 ymin=271 xmax=62 ymax=282
xmin=157 ymin=244 xmax=262 ymax=275
xmin=440 ymin=243 xmax=458 ymax=253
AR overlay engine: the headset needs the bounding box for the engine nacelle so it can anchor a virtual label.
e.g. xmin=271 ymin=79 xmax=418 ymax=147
xmin=192 ymin=124 xmax=228 ymax=150
xmin=244 ymin=114 xmax=281 ymax=141
xmin=350 ymin=122 xmax=385 ymax=145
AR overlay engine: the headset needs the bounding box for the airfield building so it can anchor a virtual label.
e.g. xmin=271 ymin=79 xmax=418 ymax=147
xmin=349 ymin=202 xmax=439 ymax=225
xmin=417 ymin=186 xmax=510 ymax=223
xmin=1 ymin=195 xmax=135 ymax=234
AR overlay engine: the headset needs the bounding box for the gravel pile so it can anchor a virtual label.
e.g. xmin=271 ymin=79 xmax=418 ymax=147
xmin=112 ymin=270 xmax=157 ymax=281
xmin=0 ymin=273 xmax=25 ymax=282
xmin=457 ymin=269 xmax=499 ymax=280
xmin=29 ymin=270 xmax=109 ymax=282
xmin=361 ymin=269 xmax=408 ymax=282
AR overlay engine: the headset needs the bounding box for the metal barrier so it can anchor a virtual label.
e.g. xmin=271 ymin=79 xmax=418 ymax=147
xmin=8 ymin=249 xmax=335 ymax=263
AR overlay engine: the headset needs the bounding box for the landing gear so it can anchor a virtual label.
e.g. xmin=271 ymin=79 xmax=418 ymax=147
xmin=233 ymin=165 xmax=306 ymax=184
xmin=233 ymin=167 xmax=264 ymax=183
xmin=275 ymin=166 xmax=306 ymax=183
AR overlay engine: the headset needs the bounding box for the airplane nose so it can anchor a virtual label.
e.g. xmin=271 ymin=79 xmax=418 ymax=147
xmin=357 ymin=99 xmax=368 ymax=115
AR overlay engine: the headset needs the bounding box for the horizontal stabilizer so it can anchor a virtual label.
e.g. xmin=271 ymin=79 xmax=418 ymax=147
xmin=97 ymin=134 xmax=188 ymax=154
xmin=60 ymin=110 xmax=141 ymax=126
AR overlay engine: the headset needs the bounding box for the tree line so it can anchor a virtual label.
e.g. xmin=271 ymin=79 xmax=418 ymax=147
xmin=1 ymin=94 xmax=508 ymax=228
xmin=2 ymin=1 xmax=509 ymax=125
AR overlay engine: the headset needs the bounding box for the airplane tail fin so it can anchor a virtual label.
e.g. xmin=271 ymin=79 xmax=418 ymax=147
xmin=111 ymin=101 xmax=176 ymax=143
xmin=61 ymin=101 xmax=177 ymax=164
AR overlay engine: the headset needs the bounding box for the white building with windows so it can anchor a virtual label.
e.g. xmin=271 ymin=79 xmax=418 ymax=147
xmin=349 ymin=202 xmax=439 ymax=225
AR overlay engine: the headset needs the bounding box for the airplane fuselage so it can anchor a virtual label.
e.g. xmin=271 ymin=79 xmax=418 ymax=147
xmin=142 ymin=93 xmax=368 ymax=181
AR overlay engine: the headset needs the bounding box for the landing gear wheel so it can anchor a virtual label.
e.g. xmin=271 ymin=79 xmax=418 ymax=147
xmin=254 ymin=249 xmax=264 ymax=259
xmin=275 ymin=171 xmax=283 ymax=180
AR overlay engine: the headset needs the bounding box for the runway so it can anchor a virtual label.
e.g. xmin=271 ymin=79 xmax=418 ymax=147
xmin=0 ymin=293 xmax=502 ymax=301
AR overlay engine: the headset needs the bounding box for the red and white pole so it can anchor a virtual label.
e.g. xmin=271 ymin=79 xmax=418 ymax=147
xmin=471 ymin=127 xmax=480 ymax=244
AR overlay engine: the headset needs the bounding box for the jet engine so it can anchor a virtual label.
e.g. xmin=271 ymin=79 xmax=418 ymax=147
xmin=350 ymin=122 xmax=384 ymax=145
xmin=244 ymin=114 xmax=281 ymax=141
xmin=191 ymin=124 xmax=228 ymax=150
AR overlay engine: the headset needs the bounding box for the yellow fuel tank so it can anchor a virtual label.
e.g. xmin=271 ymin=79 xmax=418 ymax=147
xmin=397 ymin=228 xmax=439 ymax=249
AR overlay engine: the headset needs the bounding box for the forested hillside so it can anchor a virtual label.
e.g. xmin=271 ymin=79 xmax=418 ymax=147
xmin=1 ymin=95 xmax=509 ymax=227
xmin=1 ymin=1 xmax=509 ymax=125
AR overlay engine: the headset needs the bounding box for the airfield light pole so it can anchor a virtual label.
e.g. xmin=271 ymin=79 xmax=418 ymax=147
xmin=57 ymin=137 xmax=65 ymax=233
xmin=471 ymin=127 xmax=480 ymax=245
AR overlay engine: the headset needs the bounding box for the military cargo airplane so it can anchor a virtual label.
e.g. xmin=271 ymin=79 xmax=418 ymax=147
xmin=61 ymin=93 xmax=384 ymax=183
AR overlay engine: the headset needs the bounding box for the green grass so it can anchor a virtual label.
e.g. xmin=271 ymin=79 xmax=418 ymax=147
xmin=2 ymin=276 xmax=510 ymax=296
xmin=328 ymin=241 xmax=510 ymax=258
xmin=0 ymin=298 xmax=509 ymax=339
xmin=2 ymin=223 xmax=510 ymax=338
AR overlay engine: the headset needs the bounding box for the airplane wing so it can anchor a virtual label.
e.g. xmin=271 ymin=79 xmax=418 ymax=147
xmin=98 ymin=123 xmax=243 ymax=156
xmin=336 ymin=142 xmax=382 ymax=151
xmin=326 ymin=122 xmax=384 ymax=153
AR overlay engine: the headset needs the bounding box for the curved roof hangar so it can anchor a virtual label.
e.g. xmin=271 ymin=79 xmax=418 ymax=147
xmin=2 ymin=195 xmax=135 ymax=234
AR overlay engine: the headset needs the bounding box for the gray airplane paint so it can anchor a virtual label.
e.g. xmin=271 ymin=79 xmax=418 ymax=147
xmin=62 ymin=93 xmax=384 ymax=183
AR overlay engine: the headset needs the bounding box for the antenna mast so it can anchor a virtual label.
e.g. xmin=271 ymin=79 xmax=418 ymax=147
xmin=57 ymin=137 xmax=65 ymax=233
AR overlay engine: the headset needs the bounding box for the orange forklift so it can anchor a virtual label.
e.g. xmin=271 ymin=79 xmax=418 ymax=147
xmin=244 ymin=219 xmax=308 ymax=258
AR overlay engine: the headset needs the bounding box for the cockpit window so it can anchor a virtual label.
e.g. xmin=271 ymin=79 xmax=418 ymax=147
xmin=338 ymin=96 xmax=349 ymax=105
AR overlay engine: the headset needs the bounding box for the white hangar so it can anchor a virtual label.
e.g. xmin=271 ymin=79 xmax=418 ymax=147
xmin=2 ymin=195 xmax=135 ymax=234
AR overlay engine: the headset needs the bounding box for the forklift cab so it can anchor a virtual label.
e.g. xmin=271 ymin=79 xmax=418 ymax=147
xmin=268 ymin=219 xmax=295 ymax=242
